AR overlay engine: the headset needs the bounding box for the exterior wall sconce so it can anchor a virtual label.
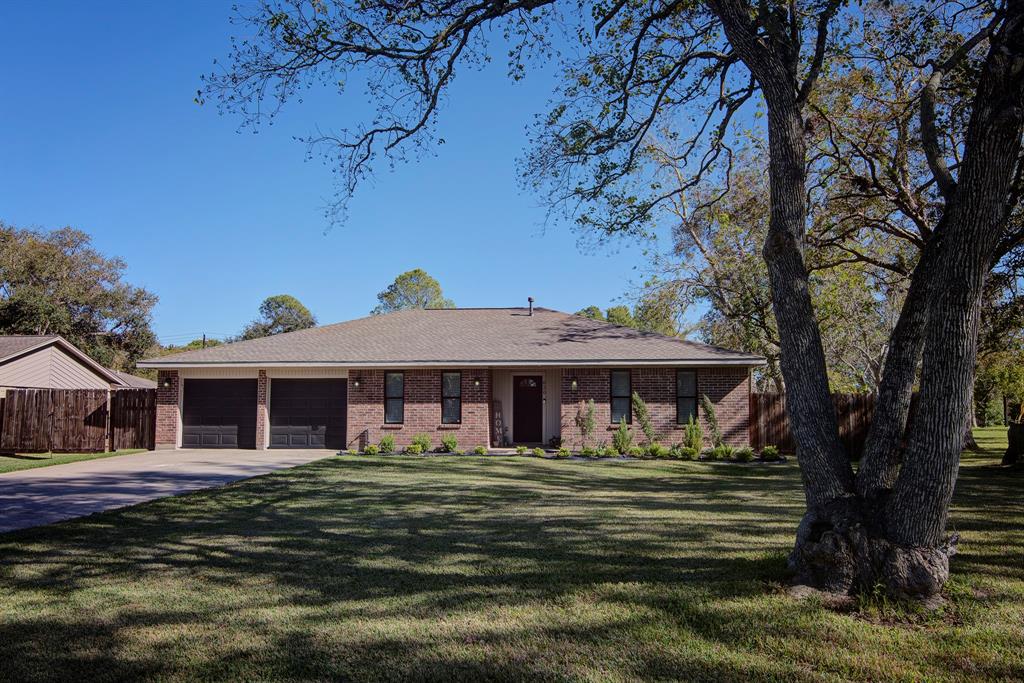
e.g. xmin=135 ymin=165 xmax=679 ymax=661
xmin=162 ymin=378 xmax=171 ymax=389
xmin=473 ymin=378 xmax=481 ymax=388
xmin=353 ymin=378 xmax=360 ymax=388
xmin=570 ymin=378 xmax=578 ymax=391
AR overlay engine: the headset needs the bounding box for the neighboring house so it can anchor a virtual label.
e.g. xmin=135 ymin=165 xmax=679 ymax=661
xmin=138 ymin=306 xmax=765 ymax=451
xmin=0 ymin=335 xmax=156 ymax=391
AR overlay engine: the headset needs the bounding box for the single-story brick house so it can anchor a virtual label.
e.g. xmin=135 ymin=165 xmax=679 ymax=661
xmin=137 ymin=307 xmax=765 ymax=451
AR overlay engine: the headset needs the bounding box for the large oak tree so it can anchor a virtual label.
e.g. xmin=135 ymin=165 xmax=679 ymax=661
xmin=204 ymin=0 xmax=1024 ymax=600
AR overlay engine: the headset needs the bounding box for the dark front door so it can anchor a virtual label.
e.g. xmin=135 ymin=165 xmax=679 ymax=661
xmin=513 ymin=375 xmax=543 ymax=443
xmin=270 ymin=379 xmax=347 ymax=450
xmin=182 ymin=379 xmax=258 ymax=449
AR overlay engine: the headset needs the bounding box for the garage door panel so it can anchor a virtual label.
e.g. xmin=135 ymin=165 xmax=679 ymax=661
xmin=182 ymin=379 xmax=257 ymax=449
xmin=270 ymin=379 xmax=346 ymax=450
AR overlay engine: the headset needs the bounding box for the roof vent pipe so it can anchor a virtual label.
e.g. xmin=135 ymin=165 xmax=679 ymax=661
xmin=528 ymin=297 xmax=534 ymax=316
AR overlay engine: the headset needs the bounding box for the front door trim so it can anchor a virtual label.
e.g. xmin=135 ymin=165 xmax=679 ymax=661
xmin=512 ymin=373 xmax=544 ymax=444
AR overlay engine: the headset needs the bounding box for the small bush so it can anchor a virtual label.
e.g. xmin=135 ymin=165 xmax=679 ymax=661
xmin=612 ymin=417 xmax=633 ymax=454
xmin=473 ymin=445 xmax=487 ymax=455
xmin=411 ymin=433 xmax=432 ymax=452
xmin=683 ymin=415 xmax=703 ymax=452
xmin=735 ymin=446 xmax=755 ymax=462
xmin=440 ymin=433 xmax=458 ymax=453
xmin=647 ymin=443 xmax=669 ymax=458
xmin=405 ymin=443 xmax=423 ymax=455
xmin=700 ymin=394 xmax=724 ymax=447
xmin=556 ymin=446 xmax=571 ymax=458
xmin=678 ymin=446 xmax=698 ymax=461
xmin=515 ymin=445 xmax=527 ymax=455
xmin=345 ymin=449 xmax=358 ymax=456
xmin=581 ymin=446 xmax=598 ymax=457
xmin=602 ymin=445 xmax=619 ymax=457
xmin=706 ymin=444 xmax=735 ymax=461
xmin=632 ymin=392 xmax=656 ymax=444
xmin=574 ymin=398 xmax=597 ymax=450
xmin=363 ymin=444 xmax=380 ymax=455
xmin=455 ymin=449 xmax=466 ymax=455
xmin=378 ymin=434 xmax=396 ymax=454
xmin=532 ymin=447 xmax=545 ymax=457
xmin=761 ymin=445 xmax=781 ymax=461
xmin=627 ymin=445 xmax=644 ymax=457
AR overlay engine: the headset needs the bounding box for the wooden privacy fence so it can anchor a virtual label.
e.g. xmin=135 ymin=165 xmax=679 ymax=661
xmin=0 ymin=388 xmax=155 ymax=453
xmin=749 ymin=392 xmax=885 ymax=457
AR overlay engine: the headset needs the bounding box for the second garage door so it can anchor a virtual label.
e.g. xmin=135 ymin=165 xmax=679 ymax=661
xmin=182 ymin=379 xmax=258 ymax=449
xmin=269 ymin=378 xmax=347 ymax=449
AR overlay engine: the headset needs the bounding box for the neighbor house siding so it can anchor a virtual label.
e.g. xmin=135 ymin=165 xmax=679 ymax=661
xmin=559 ymin=366 xmax=750 ymax=449
xmin=346 ymin=368 xmax=490 ymax=451
xmin=0 ymin=345 xmax=110 ymax=390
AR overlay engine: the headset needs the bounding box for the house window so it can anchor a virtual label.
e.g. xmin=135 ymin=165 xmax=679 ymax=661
xmin=441 ymin=371 xmax=461 ymax=424
xmin=384 ymin=372 xmax=404 ymax=424
xmin=677 ymin=370 xmax=698 ymax=424
xmin=610 ymin=370 xmax=631 ymax=424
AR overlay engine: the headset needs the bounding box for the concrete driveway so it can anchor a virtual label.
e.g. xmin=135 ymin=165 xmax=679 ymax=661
xmin=0 ymin=449 xmax=331 ymax=534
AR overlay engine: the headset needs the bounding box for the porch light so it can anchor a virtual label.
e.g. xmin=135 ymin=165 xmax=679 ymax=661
xmin=162 ymin=378 xmax=171 ymax=389
xmin=473 ymin=378 xmax=481 ymax=388
xmin=353 ymin=378 xmax=360 ymax=388
xmin=570 ymin=378 xmax=578 ymax=391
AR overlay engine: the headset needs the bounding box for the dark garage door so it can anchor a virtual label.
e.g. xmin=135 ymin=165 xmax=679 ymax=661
xmin=182 ymin=379 xmax=258 ymax=449
xmin=270 ymin=378 xmax=347 ymax=449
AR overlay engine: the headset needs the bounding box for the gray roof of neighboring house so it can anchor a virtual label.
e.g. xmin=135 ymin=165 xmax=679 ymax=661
xmin=0 ymin=334 xmax=136 ymax=386
xmin=139 ymin=308 xmax=766 ymax=368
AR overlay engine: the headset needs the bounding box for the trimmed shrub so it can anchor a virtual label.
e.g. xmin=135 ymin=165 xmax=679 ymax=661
xmin=515 ymin=445 xmax=527 ymax=455
xmin=411 ymin=433 xmax=432 ymax=452
xmin=647 ymin=443 xmax=669 ymax=458
xmin=678 ymin=446 xmax=698 ymax=461
xmin=363 ymin=444 xmax=380 ymax=455
xmin=532 ymin=447 xmax=545 ymax=457
xmin=683 ymin=415 xmax=703 ymax=452
xmin=700 ymin=394 xmax=724 ymax=447
xmin=581 ymin=446 xmax=598 ymax=457
xmin=735 ymin=446 xmax=755 ymax=462
xmin=405 ymin=443 xmax=423 ymax=455
xmin=574 ymin=398 xmax=597 ymax=450
xmin=627 ymin=445 xmax=644 ymax=457
xmin=440 ymin=433 xmax=458 ymax=453
xmin=612 ymin=417 xmax=633 ymax=454
xmin=473 ymin=445 xmax=487 ymax=455
xmin=378 ymin=434 xmax=396 ymax=454
xmin=761 ymin=445 xmax=781 ymax=462
xmin=706 ymin=444 xmax=735 ymax=461
xmin=556 ymin=446 xmax=571 ymax=458
xmin=602 ymin=445 xmax=619 ymax=457
xmin=632 ymin=392 xmax=656 ymax=444
xmin=345 ymin=449 xmax=358 ymax=456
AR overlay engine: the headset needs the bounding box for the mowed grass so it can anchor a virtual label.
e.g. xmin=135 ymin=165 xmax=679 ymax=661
xmin=0 ymin=449 xmax=146 ymax=474
xmin=0 ymin=430 xmax=1020 ymax=681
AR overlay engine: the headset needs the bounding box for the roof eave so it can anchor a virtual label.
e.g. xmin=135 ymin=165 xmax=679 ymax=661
xmin=137 ymin=358 xmax=767 ymax=369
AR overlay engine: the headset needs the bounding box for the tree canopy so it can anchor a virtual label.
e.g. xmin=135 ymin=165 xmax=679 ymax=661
xmin=0 ymin=222 xmax=157 ymax=371
xmin=372 ymin=269 xmax=454 ymax=314
xmin=239 ymin=294 xmax=317 ymax=340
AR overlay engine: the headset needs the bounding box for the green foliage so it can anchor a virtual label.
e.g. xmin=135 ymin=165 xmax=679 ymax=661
xmin=700 ymin=394 xmax=723 ymax=447
xmin=581 ymin=446 xmax=598 ymax=457
xmin=405 ymin=443 xmax=423 ymax=455
xmin=706 ymin=445 xmax=735 ymax=461
xmin=647 ymin=443 xmax=668 ymax=458
xmin=675 ymin=446 xmax=698 ymax=461
xmin=631 ymin=392 xmax=656 ymax=444
xmin=735 ymin=447 xmax=754 ymax=462
xmin=411 ymin=433 xmax=432 ymax=452
xmin=626 ymin=446 xmax=644 ymax=457
xmin=345 ymin=449 xmax=358 ymax=456
xmin=760 ymin=445 xmax=781 ymax=462
xmin=0 ymin=223 xmax=157 ymax=371
xmin=440 ymin=433 xmax=458 ymax=453
xmin=683 ymin=415 xmax=704 ymax=452
xmin=378 ymin=434 xmax=396 ymax=454
xmin=575 ymin=305 xmax=604 ymax=320
xmin=372 ymin=269 xmax=454 ymax=314
xmin=602 ymin=445 xmax=619 ymax=457
xmin=239 ymin=294 xmax=316 ymax=340
xmin=473 ymin=445 xmax=487 ymax=455
xmin=531 ymin=447 xmax=545 ymax=457
xmin=363 ymin=444 xmax=380 ymax=455
xmin=605 ymin=305 xmax=634 ymax=328
xmin=515 ymin=445 xmax=527 ymax=455
xmin=574 ymin=399 xmax=597 ymax=448
xmin=556 ymin=446 xmax=571 ymax=458
xmin=612 ymin=417 xmax=633 ymax=454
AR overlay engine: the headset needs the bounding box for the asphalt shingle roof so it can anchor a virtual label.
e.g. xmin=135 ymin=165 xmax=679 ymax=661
xmin=0 ymin=335 xmax=57 ymax=362
xmin=140 ymin=308 xmax=765 ymax=367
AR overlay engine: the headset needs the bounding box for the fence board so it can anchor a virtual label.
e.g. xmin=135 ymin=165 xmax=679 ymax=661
xmin=0 ymin=388 xmax=154 ymax=453
xmin=749 ymin=392 xmax=900 ymax=457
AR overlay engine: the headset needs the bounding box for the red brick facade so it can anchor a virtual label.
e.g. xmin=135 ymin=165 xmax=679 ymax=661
xmin=155 ymin=369 xmax=179 ymax=449
xmin=346 ymin=368 xmax=492 ymax=451
xmin=559 ymin=366 xmax=750 ymax=450
xmin=255 ymin=369 xmax=268 ymax=450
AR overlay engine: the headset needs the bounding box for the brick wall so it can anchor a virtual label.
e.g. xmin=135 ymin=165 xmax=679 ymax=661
xmin=559 ymin=366 xmax=750 ymax=449
xmin=155 ymin=369 xmax=179 ymax=449
xmin=255 ymin=369 xmax=268 ymax=450
xmin=346 ymin=369 xmax=491 ymax=451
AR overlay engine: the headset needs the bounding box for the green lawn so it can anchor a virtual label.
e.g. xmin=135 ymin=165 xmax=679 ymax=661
xmin=0 ymin=448 xmax=147 ymax=475
xmin=0 ymin=429 xmax=1019 ymax=681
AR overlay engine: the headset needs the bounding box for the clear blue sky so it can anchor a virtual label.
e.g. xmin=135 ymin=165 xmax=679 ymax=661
xmin=0 ymin=2 xmax=661 ymax=345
